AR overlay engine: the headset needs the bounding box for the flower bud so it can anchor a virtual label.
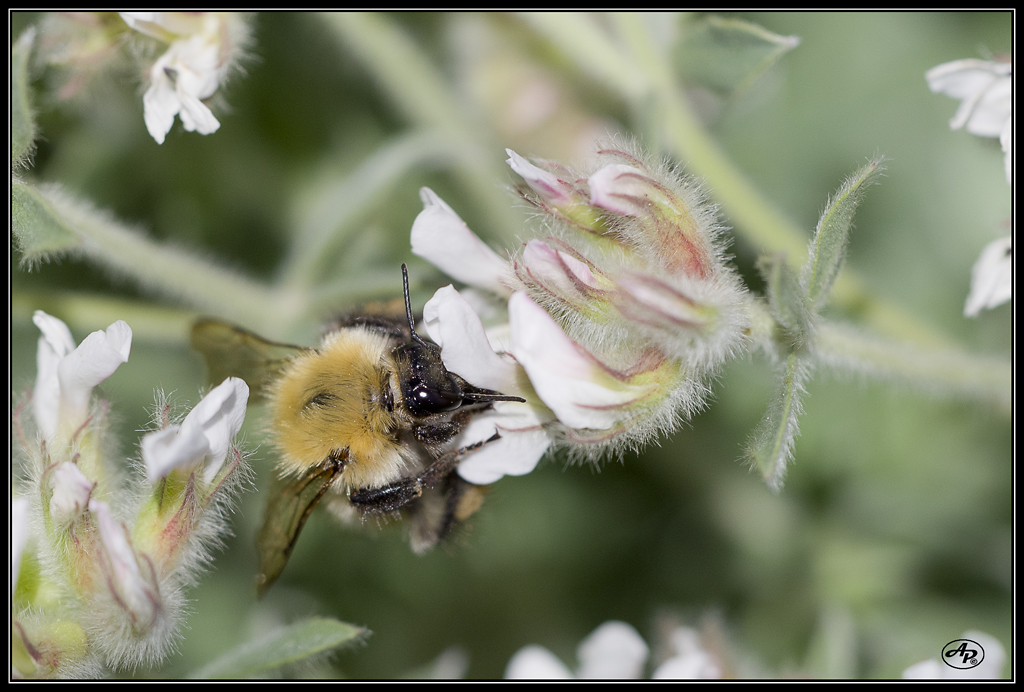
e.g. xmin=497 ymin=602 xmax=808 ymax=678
xmin=48 ymin=462 xmax=95 ymax=527
xmin=588 ymin=160 xmax=714 ymax=279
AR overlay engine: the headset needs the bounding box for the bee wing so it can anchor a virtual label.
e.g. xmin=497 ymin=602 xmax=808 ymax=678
xmin=190 ymin=319 xmax=307 ymax=400
xmin=255 ymin=462 xmax=344 ymax=598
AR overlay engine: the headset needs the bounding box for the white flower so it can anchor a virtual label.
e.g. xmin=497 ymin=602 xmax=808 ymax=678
xmin=141 ymin=377 xmax=249 ymax=484
xmin=902 ymin=631 xmax=1006 ymax=679
xmin=32 ymin=311 xmax=132 ymax=441
xmin=49 ymin=462 xmax=95 ymax=526
xmin=926 ymin=59 xmax=1012 ymax=137
xmin=926 ymin=58 xmax=1012 ymax=184
xmin=89 ymin=499 xmax=159 ymax=628
xmin=410 ymin=188 xmax=513 ymax=296
xmin=12 ymin=497 xmax=30 ymax=596
xmin=651 ymin=626 xmax=721 ymax=679
xmin=505 ymin=621 xmax=650 ymax=679
xmin=422 ymin=286 xmax=552 ymax=484
xmin=508 ymin=291 xmax=665 ymax=431
xmin=122 ymin=12 xmax=243 ymax=145
xmin=964 ymin=236 xmax=1012 ymax=317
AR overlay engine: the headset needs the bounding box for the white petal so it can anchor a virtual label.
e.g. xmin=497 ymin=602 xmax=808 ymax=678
xmin=508 ymin=292 xmax=650 ymax=430
xmin=925 ymin=59 xmax=1012 ymax=135
xmin=32 ymin=311 xmax=75 ymax=439
xmin=953 ymin=630 xmax=1005 ymax=679
xmin=49 ymin=462 xmax=95 ymax=526
xmin=422 ymin=285 xmax=522 ymax=395
xmin=506 ymin=149 xmax=573 ymax=206
xmin=56 ymin=321 xmax=132 ymax=433
xmin=505 ymin=645 xmax=574 ymax=679
xmin=12 ymin=497 xmax=30 ymax=596
xmin=143 ymin=70 xmax=181 ymax=145
xmin=902 ymin=659 xmax=944 ymax=679
xmin=411 ymin=188 xmax=513 ymax=296
xmin=964 ymin=236 xmax=1012 ymax=317
xmin=89 ymin=500 xmax=157 ymax=625
xmin=455 ymin=404 xmax=551 ymax=484
xmin=576 ymin=621 xmax=649 ymax=679
xmin=119 ymin=12 xmax=173 ymax=41
xmin=33 ymin=310 xmax=76 ymax=355
xmin=141 ymin=423 xmax=211 ymax=482
xmin=177 ymin=90 xmax=221 ymax=135
xmin=180 ymin=377 xmax=249 ymax=484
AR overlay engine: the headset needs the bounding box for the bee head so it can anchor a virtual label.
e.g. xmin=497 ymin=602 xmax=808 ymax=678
xmin=397 ymin=264 xmax=525 ymax=418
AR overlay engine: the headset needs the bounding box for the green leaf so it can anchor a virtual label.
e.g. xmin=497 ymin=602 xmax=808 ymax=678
xmin=12 ymin=183 xmax=82 ymax=267
xmin=757 ymin=252 xmax=811 ymax=347
xmin=191 ymin=617 xmax=370 ymax=679
xmin=803 ymin=158 xmax=885 ymax=313
xmin=673 ymin=15 xmax=800 ymax=98
xmin=745 ymin=352 xmax=811 ymax=491
xmin=12 ymin=27 xmax=38 ymax=166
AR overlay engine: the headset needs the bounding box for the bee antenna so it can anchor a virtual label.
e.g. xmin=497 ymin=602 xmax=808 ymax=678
xmin=402 ymin=264 xmax=432 ymax=348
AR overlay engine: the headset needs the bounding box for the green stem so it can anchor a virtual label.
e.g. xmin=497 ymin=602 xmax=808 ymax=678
xmin=278 ymin=130 xmax=459 ymax=289
xmin=18 ymin=183 xmax=299 ymax=331
xmin=319 ymin=12 xmax=523 ymax=242
xmin=815 ymin=321 xmax=1011 ymax=412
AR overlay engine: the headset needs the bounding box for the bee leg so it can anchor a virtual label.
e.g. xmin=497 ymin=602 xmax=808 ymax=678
xmin=349 ymin=432 xmax=500 ymax=515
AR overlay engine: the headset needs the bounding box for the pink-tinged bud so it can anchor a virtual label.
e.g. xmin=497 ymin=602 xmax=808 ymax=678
xmin=49 ymin=462 xmax=95 ymax=526
xmin=588 ymin=163 xmax=713 ymax=279
xmin=613 ymin=272 xmax=714 ymax=331
xmin=506 ymin=149 xmax=576 ymax=207
xmin=88 ymin=500 xmax=161 ymax=631
xmin=516 ymin=238 xmax=611 ymax=313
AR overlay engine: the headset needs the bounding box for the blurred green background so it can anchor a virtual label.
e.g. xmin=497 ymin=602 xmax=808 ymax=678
xmin=11 ymin=12 xmax=1011 ymax=679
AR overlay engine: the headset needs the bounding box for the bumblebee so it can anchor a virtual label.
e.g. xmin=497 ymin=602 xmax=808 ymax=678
xmin=191 ymin=266 xmax=523 ymax=595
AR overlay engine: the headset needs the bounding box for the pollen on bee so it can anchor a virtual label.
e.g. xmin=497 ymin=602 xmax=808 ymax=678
xmin=267 ymin=327 xmax=411 ymax=489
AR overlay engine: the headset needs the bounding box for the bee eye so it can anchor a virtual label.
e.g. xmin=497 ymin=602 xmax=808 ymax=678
xmin=395 ymin=342 xmax=466 ymax=417
xmin=407 ymin=375 xmax=463 ymax=414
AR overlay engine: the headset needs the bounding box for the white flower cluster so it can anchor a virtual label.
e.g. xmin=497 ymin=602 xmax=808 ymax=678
xmin=120 ymin=12 xmax=248 ymax=145
xmin=504 ymin=621 xmax=721 ymax=679
xmin=12 ymin=311 xmax=250 ymax=678
xmin=926 ymin=58 xmax=1012 ymax=317
xmin=411 ymin=145 xmax=750 ymax=484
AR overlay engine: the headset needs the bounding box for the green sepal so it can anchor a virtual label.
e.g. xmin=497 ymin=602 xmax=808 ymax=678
xmin=803 ymin=158 xmax=885 ymax=313
xmin=757 ymin=252 xmax=812 ymax=349
xmin=745 ymin=352 xmax=811 ymax=491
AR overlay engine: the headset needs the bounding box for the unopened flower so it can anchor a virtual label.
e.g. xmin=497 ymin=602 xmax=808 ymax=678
xmin=88 ymin=499 xmax=161 ymax=631
xmin=964 ymin=236 xmax=1012 ymax=317
xmin=505 ymin=621 xmax=650 ymax=679
xmin=121 ymin=12 xmax=247 ymax=145
xmin=505 ymin=148 xmax=578 ymax=207
xmin=32 ymin=311 xmax=131 ymax=442
xmin=48 ymin=462 xmax=95 ymax=526
xmin=902 ymin=630 xmax=1006 ymax=679
xmin=141 ymin=377 xmax=249 ymax=485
